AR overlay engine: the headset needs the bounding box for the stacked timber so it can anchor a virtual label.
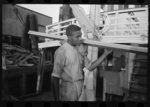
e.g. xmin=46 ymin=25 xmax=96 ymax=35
xmin=127 ymin=54 xmax=147 ymax=101
xmin=2 ymin=43 xmax=40 ymax=69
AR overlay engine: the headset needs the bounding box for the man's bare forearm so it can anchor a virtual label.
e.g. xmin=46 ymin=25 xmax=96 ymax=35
xmin=51 ymin=76 xmax=60 ymax=101
xmin=88 ymin=53 xmax=107 ymax=71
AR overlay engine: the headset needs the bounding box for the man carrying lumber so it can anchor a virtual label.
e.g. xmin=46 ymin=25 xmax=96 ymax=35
xmin=51 ymin=25 xmax=84 ymax=101
xmin=51 ymin=24 xmax=111 ymax=101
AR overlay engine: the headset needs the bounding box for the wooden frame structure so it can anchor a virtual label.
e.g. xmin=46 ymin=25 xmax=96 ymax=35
xmin=45 ymin=7 xmax=148 ymax=44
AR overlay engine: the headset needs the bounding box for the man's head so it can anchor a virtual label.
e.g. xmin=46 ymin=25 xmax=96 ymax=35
xmin=66 ymin=25 xmax=83 ymax=46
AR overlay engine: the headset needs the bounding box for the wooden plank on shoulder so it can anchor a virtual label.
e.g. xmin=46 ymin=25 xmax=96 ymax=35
xmin=28 ymin=30 xmax=147 ymax=54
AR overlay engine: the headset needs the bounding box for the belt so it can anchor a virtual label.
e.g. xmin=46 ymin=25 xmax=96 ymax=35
xmin=61 ymin=79 xmax=84 ymax=83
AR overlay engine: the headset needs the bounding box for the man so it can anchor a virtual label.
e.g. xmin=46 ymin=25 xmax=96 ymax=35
xmin=51 ymin=24 xmax=111 ymax=101
xmin=51 ymin=25 xmax=84 ymax=101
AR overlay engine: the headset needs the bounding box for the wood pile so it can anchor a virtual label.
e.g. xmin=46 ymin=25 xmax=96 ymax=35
xmin=127 ymin=54 xmax=147 ymax=101
xmin=2 ymin=43 xmax=40 ymax=70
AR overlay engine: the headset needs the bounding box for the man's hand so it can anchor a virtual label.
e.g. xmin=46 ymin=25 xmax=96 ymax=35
xmin=83 ymin=67 xmax=90 ymax=86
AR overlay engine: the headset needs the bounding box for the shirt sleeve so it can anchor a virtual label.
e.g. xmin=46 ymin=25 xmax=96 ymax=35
xmin=51 ymin=48 xmax=66 ymax=78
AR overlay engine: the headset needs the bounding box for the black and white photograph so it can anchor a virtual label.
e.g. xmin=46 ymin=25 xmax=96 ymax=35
xmin=2 ymin=4 xmax=148 ymax=102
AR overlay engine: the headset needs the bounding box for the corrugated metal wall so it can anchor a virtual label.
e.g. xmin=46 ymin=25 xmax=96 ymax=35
xmin=2 ymin=4 xmax=52 ymax=37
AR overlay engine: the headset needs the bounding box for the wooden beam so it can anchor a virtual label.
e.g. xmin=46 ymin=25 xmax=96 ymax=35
xmin=38 ymin=40 xmax=61 ymax=49
xmin=84 ymin=40 xmax=147 ymax=54
xmin=29 ymin=30 xmax=67 ymax=40
xmin=28 ymin=30 xmax=147 ymax=54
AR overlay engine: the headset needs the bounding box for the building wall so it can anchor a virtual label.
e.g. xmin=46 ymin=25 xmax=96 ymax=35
xmin=2 ymin=4 xmax=52 ymax=37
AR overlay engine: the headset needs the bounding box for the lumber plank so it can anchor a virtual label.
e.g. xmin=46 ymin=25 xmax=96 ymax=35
xmin=38 ymin=40 xmax=61 ymax=49
xmin=84 ymin=40 xmax=147 ymax=54
xmin=29 ymin=30 xmax=67 ymax=40
xmin=28 ymin=30 xmax=147 ymax=54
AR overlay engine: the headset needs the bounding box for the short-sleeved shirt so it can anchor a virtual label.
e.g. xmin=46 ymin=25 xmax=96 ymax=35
xmin=51 ymin=42 xmax=83 ymax=82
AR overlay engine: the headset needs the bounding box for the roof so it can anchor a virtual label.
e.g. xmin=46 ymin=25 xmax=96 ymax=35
xmin=15 ymin=4 xmax=52 ymax=19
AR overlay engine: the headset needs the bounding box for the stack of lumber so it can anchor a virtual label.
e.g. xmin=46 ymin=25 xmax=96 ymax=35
xmin=127 ymin=54 xmax=147 ymax=101
xmin=2 ymin=43 xmax=40 ymax=69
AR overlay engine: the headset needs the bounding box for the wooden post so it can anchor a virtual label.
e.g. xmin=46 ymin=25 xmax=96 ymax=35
xmin=114 ymin=5 xmax=119 ymax=10
xmin=22 ymin=15 xmax=30 ymax=50
xmin=21 ymin=72 xmax=26 ymax=96
xmin=126 ymin=44 xmax=138 ymax=88
xmin=36 ymin=49 xmax=45 ymax=93
xmin=103 ymin=78 xmax=106 ymax=101
xmin=115 ymin=11 xmax=118 ymax=36
xmin=29 ymin=14 xmax=39 ymax=55
xmin=88 ymin=5 xmax=101 ymax=100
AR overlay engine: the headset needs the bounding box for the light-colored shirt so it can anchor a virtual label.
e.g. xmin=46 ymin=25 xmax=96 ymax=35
xmin=51 ymin=42 xmax=83 ymax=82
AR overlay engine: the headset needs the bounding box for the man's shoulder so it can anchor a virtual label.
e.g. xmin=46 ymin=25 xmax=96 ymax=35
xmin=55 ymin=42 xmax=72 ymax=55
xmin=55 ymin=44 xmax=66 ymax=54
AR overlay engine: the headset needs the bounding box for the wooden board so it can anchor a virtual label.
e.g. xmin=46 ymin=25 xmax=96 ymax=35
xmin=70 ymin=5 xmax=100 ymax=39
xmin=38 ymin=40 xmax=61 ymax=49
xmin=84 ymin=40 xmax=147 ymax=54
xmin=28 ymin=30 xmax=147 ymax=54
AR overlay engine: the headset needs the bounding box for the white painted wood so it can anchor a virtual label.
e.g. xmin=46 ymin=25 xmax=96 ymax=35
xmin=45 ymin=8 xmax=148 ymax=44
xmin=46 ymin=18 xmax=76 ymax=29
xmin=109 ymin=15 xmax=148 ymax=19
xmin=41 ymin=6 xmax=148 ymax=50
xmin=114 ymin=11 xmax=118 ymax=36
xmin=126 ymin=52 xmax=136 ymax=88
xmin=114 ymin=5 xmax=118 ymax=10
xmin=102 ymin=7 xmax=147 ymax=15
xmin=84 ymin=39 xmax=147 ymax=53
xmin=129 ymin=5 xmax=135 ymax=9
xmin=70 ymin=5 xmax=97 ymax=38
xmin=88 ymin=5 xmax=101 ymax=100
xmin=104 ymin=5 xmax=108 ymax=12
xmin=110 ymin=21 xmax=147 ymax=25
xmin=38 ymin=40 xmax=61 ymax=49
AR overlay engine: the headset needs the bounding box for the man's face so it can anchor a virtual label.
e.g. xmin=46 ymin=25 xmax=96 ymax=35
xmin=69 ymin=30 xmax=82 ymax=46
